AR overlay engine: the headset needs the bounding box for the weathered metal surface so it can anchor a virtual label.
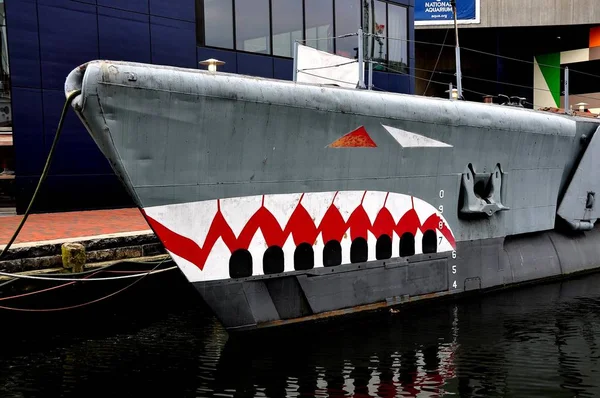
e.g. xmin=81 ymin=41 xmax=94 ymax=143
xmin=63 ymin=60 xmax=600 ymax=332
xmin=558 ymin=126 xmax=600 ymax=229
xmin=66 ymin=60 xmax=577 ymax=243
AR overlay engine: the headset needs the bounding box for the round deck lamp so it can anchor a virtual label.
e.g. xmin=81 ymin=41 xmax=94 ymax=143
xmin=575 ymin=102 xmax=589 ymax=112
xmin=200 ymin=58 xmax=225 ymax=73
xmin=445 ymin=88 xmax=459 ymax=100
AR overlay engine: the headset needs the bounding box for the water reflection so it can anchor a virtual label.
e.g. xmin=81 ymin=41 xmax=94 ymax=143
xmin=1 ymin=270 xmax=600 ymax=397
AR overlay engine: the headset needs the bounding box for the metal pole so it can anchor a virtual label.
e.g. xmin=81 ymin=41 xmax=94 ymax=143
xmin=451 ymin=0 xmax=462 ymax=99
xmin=292 ymin=41 xmax=299 ymax=82
xmin=564 ymin=66 xmax=569 ymax=112
xmin=358 ymin=28 xmax=365 ymax=89
xmin=367 ymin=0 xmax=374 ymax=90
xmin=449 ymin=82 xmax=453 ymax=99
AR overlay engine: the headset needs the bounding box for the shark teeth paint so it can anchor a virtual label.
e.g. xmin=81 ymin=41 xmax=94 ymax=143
xmin=142 ymin=190 xmax=456 ymax=282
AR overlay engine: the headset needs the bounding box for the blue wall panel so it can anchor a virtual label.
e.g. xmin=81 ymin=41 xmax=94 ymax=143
xmin=42 ymin=90 xmax=113 ymax=176
xmin=16 ymin=175 xmax=132 ymax=214
xmin=371 ymin=71 xmax=389 ymax=91
xmin=38 ymin=0 xmax=97 ymax=10
xmin=150 ymin=16 xmax=196 ymax=68
xmin=38 ymin=4 xmax=99 ymax=90
xmin=388 ymin=73 xmax=411 ymax=94
xmin=237 ymin=53 xmax=274 ymax=79
xmin=5 ymin=0 xmax=41 ymax=88
xmin=11 ymin=88 xmax=45 ymax=177
xmin=273 ymin=58 xmax=293 ymax=81
xmin=149 ymin=0 xmax=195 ymax=22
xmin=98 ymin=8 xmax=151 ymax=64
xmin=98 ymin=0 xmax=149 ymax=14
xmin=197 ymin=48 xmax=237 ymax=73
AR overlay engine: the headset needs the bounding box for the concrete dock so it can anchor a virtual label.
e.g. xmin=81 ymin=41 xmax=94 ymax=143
xmin=0 ymin=208 xmax=167 ymax=273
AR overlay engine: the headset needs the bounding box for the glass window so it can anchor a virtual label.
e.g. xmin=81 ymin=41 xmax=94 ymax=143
xmin=272 ymin=0 xmax=303 ymax=57
xmin=203 ymin=0 xmax=234 ymax=49
xmin=387 ymin=3 xmax=408 ymax=73
xmin=236 ymin=0 xmax=271 ymax=54
xmin=335 ymin=0 xmax=360 ymax=59
xmin=305 ymin=0 xmax=334 ymax=53
xmin=373 ymin=0 xmax=387 ymax=65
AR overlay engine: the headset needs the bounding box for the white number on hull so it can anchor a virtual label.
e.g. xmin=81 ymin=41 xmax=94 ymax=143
xmin=438 ymin=185 xmax=457 ymax=291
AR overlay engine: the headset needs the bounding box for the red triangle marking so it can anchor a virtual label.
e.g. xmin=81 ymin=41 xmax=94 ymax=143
xmin=328 ymin=126 xmax=377 ymax=148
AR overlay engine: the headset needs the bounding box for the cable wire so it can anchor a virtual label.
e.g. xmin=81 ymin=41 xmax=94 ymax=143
xmin=374 ymin=33 xmax=600 ymax=80
xmin=0 ymin=266 xmax=177 ymax=282
xmin=0 ymin=89 xmax=82 ymax=261
xmin=424 ymin=28 xmax=450 ymax=96
xmin=0 ymin=259 xmax=169 ymax=312
xmin=298 ymin=60 xmax=358 ymax=72
xmin=296 ymin=32 xmax=357 ymax=42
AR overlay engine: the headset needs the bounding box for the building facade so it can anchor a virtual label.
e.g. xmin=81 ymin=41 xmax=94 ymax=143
xmin=5 ymin=0 xmax=415 ymax=214
xmin=414 ymin=0 xmax=600 ymax=110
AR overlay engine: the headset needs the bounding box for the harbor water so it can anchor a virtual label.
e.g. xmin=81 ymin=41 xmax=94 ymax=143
xmin=0 ymin=265 xmax=599 ymax=397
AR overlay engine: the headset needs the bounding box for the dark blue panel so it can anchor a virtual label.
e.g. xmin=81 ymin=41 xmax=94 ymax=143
xmin=42 ymin=90 xmax=113 ymax=176
xmin=38 ymin=0 xmax=96 ymax=10
xmin=371 ymin=71 xmax=389 ymax=91
xmin=197 ymin=47 xmax=237 ymax=73
xmin=16 ymin=174 xmax=133 ymax=214
xmin=273 ymin=58 xmax=293 ymax=81
xmin=11 ymin=88 xmax=45 ymax=176
xmin=149 ymin=0 xmax=195 ymax=22
xmin=98 ymin=0 xmax=149 ymax=14
xmin=5 ymin=0 xmax=41 ymax=88
xmin=38 ymin=5 xmax=99 ymax=90
xmin=388 ymin=73 xmax=411 ymax=94
xmin=98 ymin=8 xmax=151 ymax=63
xmin=237 ymin=53 xmax=273 ymax=79
xmin=150 ymin=17 xmax=196 ymax=68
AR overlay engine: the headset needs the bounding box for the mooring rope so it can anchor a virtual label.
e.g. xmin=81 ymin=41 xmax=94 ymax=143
xmin=0 ymin=89 xmax=178 ymax=310
xmin=0 ymin=90 xmax=82 ymax=260
xmin=0 ymin=259 xmax=169 ymax=312
xmin=0 ymin=266 xmax=177 ymax=282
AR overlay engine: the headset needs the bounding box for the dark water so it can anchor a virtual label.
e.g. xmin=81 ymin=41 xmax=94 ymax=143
xmin=1 ymin=268 xmax=600 ymax=398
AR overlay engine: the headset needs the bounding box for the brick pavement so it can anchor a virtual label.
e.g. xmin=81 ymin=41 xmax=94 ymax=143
xmin=0 ymin=208 xmax=151 ymax=246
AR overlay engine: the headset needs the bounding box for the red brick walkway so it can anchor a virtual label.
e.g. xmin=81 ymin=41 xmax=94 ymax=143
xmin=0 ymin=208 xmax=151 ymax=245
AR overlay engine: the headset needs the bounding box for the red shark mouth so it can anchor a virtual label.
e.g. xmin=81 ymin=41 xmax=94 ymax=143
xmin=141 ymin=191 xmax=456 ymax=280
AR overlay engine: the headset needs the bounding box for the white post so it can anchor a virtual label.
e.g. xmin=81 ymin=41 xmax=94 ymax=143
xmin=358 ymin=28 xmax=365 ymax=89
xmin=451 ymin=0 xmax=462 ymax=99
xmin=564 ymin=66 xmax=569 ymax=112
xmin=292 ymin=41 xmax=299 ymax=82
xmin=367 ymin=0 xmax=374 ymax=90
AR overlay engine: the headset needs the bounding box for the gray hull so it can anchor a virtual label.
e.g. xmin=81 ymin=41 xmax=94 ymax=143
xmin=65 ymin=60 xmax=600 ymax=331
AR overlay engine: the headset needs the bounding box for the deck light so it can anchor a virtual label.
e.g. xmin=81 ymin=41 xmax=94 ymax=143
xmin=445 ymin=88 xmax=459 ymax=100
xmin=575 ymin=102 xmax=589 ymax=112
xmin=199 ymin=58 xmax=225 ymax=73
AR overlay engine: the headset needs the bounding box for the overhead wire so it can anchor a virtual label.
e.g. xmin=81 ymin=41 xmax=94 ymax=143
xmin=423 ymin=28 xmax=450 ymax=96
xmin=371 ymin=32 xmax=600 ymax=80
xmin=297 ymin=60 xmax=358 ymax=72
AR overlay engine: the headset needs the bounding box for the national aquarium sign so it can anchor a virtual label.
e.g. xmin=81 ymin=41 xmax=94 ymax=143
xmin=415 ymin=0 xmax=480 ymax=25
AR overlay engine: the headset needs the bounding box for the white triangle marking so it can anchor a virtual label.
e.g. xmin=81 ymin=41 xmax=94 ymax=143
xmin=382 ymin=124 xmax=452 ymax=148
